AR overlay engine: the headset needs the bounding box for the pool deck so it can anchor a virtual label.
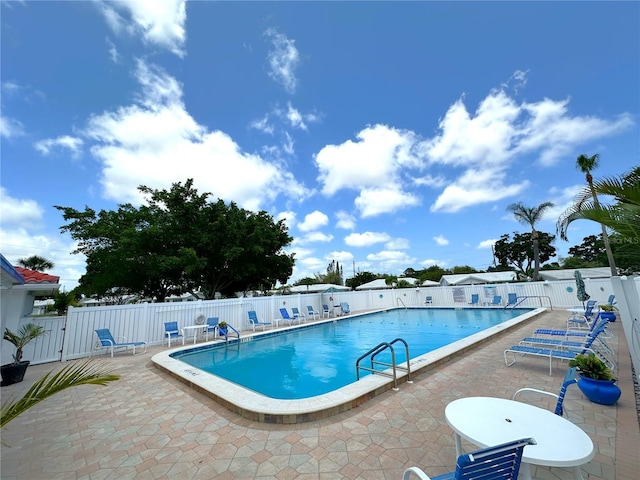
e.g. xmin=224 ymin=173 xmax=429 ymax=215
xmin=1 ymin=309 xmax=638 ymax=479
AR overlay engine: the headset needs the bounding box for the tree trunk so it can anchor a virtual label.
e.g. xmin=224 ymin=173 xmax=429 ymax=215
xmin=589 ymin=182 xmax=617 ymax=276
xmin=532 ymin=230 xmax=540 ymax=281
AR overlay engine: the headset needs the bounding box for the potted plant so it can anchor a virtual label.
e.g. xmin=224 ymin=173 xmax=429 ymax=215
xmin=599 ymin=304 xmax=617 ymax=321
xmin=217 ymin=321 xmax=228 ymax=336
xmin=1 ymin=323 xmax=47 ymax=386
xmin=568 ymin=353 xmax=621 ymax=405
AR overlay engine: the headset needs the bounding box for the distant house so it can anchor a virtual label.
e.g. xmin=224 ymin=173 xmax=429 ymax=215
xmin=538 ymin=268 xmax=614 ymax=281
xmin=287 ymin=283 xmax=351 ymax=294
xmin=355 ymin=278 xmax=419 ymax=290
xmin=439 ymin=271 xmax=517 ymax=286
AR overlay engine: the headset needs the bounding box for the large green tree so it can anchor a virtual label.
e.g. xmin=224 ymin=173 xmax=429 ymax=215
xmin=56 ymin=180 xmax=294 ymax=301
xmin=574 ymin=154 xmax=617 ymax=276
xmin=493 ymin=232 xmax=556 ymax=279
xmin=17 ymin=255 xmax=54 ymax=271
xmin=506 ymin=201 xmax=555 ymax=281
xmin=345 ymin=271 xmax=377 ymax=289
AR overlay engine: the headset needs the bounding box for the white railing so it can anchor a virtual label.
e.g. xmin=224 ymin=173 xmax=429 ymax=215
xmin=18 ymin=277 xmax=639 ymax=367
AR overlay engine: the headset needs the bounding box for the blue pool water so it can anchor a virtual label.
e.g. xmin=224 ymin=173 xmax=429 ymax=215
xmin=172 ymin=308 xmax=530 ymax=399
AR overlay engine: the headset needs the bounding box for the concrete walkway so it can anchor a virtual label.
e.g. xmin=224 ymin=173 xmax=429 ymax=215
xmin=1 ymin=310 xmax=638 ymax=479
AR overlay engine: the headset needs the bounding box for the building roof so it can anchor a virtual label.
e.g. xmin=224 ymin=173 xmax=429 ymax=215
xmin=538 ymin=268 xmax=614 ymax=281
xmin=355 ymin=278 xmax=419 ymax=290
xmin=440 ymin=271 xmax=517 ymax=286
xmin=14 ymin=266 xmax=60 ymax=284
xmin=288 ymin=283 xmax=351 ymax=293
xmin=1 ymin=253 xmax=25 ymax=286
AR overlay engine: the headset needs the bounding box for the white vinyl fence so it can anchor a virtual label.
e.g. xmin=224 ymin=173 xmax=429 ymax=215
xmin=16 ymin=277 xmax=639 ymax=367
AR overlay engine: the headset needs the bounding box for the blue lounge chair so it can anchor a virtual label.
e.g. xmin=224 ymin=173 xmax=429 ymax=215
xmin=279 ymin=308 xmax=299 ymax=325
xmin=247 ymin=311 xmax=271 ymax=331
xmin=164 ymin=321 xmax=183 ymax=347
xmin=205 ymin=317 xmax=219 ymax=340
xmin=568 ymin=300 xmax=597 ymax=330
xmin=505 ymin=293 xmax=518 ymax=308
xmin=512 ymin=367 xmax=577 ymax=417
xmin=340 ymin=302 xmax=350 ymax=315
xmin=291 ymin=307 xmax=306 ymax=322
xmin=468 ymin=294 xmax=479 ymax=306
xmin=322 ymin=304 xmax=333 ymax=318
xmin=402 ymin=437 xmax=536 ymax=480
xmin=520 ymin=318 xmax=610 ymax=351
xmin=489 ymin=295 xmax=502 ymax=306
xmin=95 ymin=328 xmax=146 ymax=357
xmin=306 ymin=305 xmax=320 ymax=320
xmin=504 ymin=322 xmax=610 ymax=375
xmin=533 ymin=313 xmax=609 ymax=339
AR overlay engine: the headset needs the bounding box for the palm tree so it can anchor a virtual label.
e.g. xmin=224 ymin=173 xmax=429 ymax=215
xmin=575 ymin=154 xmax=617 ymax=276
xmin=507 ymin=201 xmax=555 ymax=281
xmin=558 ymin=166 xmax=640 ymax=246
xmin=1 ymin=360 xmax=119 ymax=429
xmin=17 ymin=255 xmax=54 ymax=271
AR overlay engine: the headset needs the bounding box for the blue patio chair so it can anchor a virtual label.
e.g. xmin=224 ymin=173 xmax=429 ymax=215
xmin=512 ymin=367 xmax=577 ymax=417
xmin=205 ymin=317 xmax=219 ymax=340
xmin=606 ymin=294 xmax=616 ymax=305
xmin=279 ymin=308 xmax=299 ymax=325
xmin=489 ymin=295 xmax=502 ymax=306
xmin=533 ymin=312 xmax=608 ymax=339
xmin=505 ymin=293 xmax=518 ymax=307
xmin=568 ymin=300 xmax=597 ymax=330
xmin=402 ymin=437 xmax=536 ymax=480
xmin=291 ymin=307 xmax=306 ymax=322
xmin=425 ymin=296 xmax=433 ymax=305
xmin=94 ymin=328 xmax=146 ymax=357
xmin=340 ymin=302 xmax=350 ymax=315
xmin=306 ymin=305 xmax=321 ymax=320
xmin=164 ymin=321 xmax=183 ymax=347
xmin=322 ymin=304 xmax=333 ymax=318
xmin=247 ymin=311 xmax=271 ymax=331
xmin=468 ymin=294 xmax=478 ymax=306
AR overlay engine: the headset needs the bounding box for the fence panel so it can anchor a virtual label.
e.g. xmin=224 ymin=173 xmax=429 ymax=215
xmin=17 ymin=316 xmax=66 ymax=365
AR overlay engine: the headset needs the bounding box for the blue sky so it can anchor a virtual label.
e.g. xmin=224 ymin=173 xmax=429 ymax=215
xmin=1 ymin=1 xmax=638 ymax=291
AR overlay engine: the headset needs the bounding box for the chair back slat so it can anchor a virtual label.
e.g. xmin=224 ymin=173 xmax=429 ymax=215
xmin=95 ymin=328 xmax=115 ymax=346
xmin=454 ymin=437 xmax=535 ymax=480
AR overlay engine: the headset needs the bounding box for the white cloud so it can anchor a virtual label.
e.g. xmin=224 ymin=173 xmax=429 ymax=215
xmin=249 ymin=115 xmax=274 ymax=135
xmin=366 ymin=250 xmax=417 ymax=272
xmin=276 ymin=210 xmax=297 ymax=230
xmin=315 ymin=124 xmax=424 ymax=217
xmin=80 ymin=60 xmax=310 ymax=209
xmin=99 ymin=0 xmax=187 ymax=57
xmin=325 ymin=251 xmax=354 ymax=263
xmin=296 ymin=231 xmax=334 ymax=245
xmin=0 ymin=188 xmax=44 ymax=229
xmin=0 ymin=115 xmax=24 ymax=138
xmin=433 ymin=235 xmax=449 ymax=246
xmin=385 ymin=238 xmax=410 ymax=250
xmin=413 ymin=174 xmax=447 ymax=188
xmin=265 ymin=28 xmax=300 ymax=94
xmin=105 ymin=37 xmax=120 ymax=63
xmin=355 ymin=187 xmax=420 ymax=218
xmin=298 ymin=210 xmax=329 ymax=232
xmin=477 ymin=239 xmax=497 ymax=249
xmin=34 ymin=135 xmax=84 ymax=157
xmin=335 ymin=211 xmax=356 ymax=230
xmin=344 ymin=231 xmax=391 ymax=247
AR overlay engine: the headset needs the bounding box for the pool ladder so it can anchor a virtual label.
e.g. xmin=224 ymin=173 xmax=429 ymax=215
xmin=356 ymin=338 xmax=412 ymax=391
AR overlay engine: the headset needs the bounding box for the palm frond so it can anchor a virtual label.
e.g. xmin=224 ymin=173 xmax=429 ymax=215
xmin=1 ymin=360 xmax=120 ymax=429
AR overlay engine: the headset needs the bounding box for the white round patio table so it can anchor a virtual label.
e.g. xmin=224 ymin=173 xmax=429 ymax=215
xmin=445 ymin=397 xmax=594 ymax=480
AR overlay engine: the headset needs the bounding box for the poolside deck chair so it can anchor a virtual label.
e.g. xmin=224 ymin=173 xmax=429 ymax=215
xmin=533 ymin=313 xmax=610 ymax=339
xmin=567 ymin=300 xmax=597 ymax=330
xmin=402 ymin=437 xmax=536 ymax=480
xmin=322 ymin=304 xmax=333 ymax=318
xmin=164 ymin=321 xmax=183 ymax=347
xmin=247 ymin=311 xmax=271 ymax=331
xmin=425 ymin=296 xmax=433 ymax=305
xmin=606 ymin=294 xmax=616 ymax=305
xmin=279 ymin=308 xmax=299 ymax=325
xmin=94 ymin=328 xmax=146 ymax=357
xmin=504 ymin=321 xmax=608 ymax=375
xmin=468 ymin=294 xmax=478 ymax=306
xmin=340 ymin=302 xmax=350 ymax=315
xmin=505 ymin=293 xmax=518 ymax=308
xmin=520 ymin=318 xmax=610 ymax=353
xmin=306 ymin=305 xmax=321 ymax=319
xmin=205 ymin=317 xmax=219 ymax=340
xmin=291 ymin=307 xmax=306 ymax=322
xmin=489 ymin=295 xmax=502 ymax=306
xmin=512 ymin=367 xmax=577 ymax=417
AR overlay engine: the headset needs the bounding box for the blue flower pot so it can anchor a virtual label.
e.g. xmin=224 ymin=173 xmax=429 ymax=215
xmin=577 ymin=375 xmax=621 ymax=405
xmin=218 ymin=327 xmax=228 ymax=336
xmin=600 ymin=312 xmax=616 ymax=322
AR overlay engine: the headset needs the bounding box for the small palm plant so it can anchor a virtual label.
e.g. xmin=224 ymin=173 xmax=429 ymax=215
xmin=1 ymin=360 xmax=120 ymax=430
xmin=3 ymin=323 xmax=47 ymax=364
xmin=569 ymin=353 xmax=614 ymax=381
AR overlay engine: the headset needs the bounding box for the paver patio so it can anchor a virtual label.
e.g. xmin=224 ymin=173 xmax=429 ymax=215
xmin=1 ymin=310 xmax=638 ymax=479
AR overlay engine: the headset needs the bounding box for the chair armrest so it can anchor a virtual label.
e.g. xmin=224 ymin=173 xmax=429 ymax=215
xmin=512 ymin=387 xmax=559 ymax=402
xmin=402 ymin=467 xmax=432 ymax=480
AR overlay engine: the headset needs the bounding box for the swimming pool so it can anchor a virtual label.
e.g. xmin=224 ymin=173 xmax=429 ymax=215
xmin=171 ymin=308 xmax=530 ymax=399
xmin=152 ymin=307 xmax=544 ymax=423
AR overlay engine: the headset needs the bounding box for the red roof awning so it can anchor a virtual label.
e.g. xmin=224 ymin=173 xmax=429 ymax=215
xmin=14 ymin=267 xmax=60 ymax=284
